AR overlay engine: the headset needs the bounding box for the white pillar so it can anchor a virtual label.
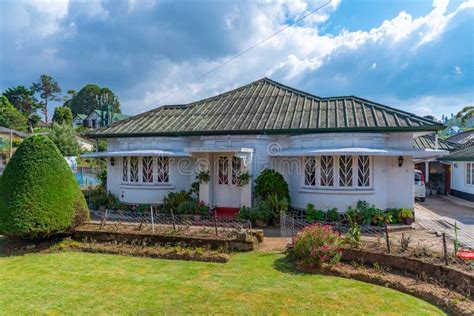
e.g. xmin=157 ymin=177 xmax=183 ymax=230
xmin=425 ymin=161 xmax=430 ymax=183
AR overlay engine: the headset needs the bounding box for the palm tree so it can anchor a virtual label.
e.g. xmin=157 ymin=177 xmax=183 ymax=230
xmin=456 ymin=106 xmax=474 ymax=127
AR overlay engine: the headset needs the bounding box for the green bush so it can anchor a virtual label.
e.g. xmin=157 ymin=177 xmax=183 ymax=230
xmin=162 ymin=190 xmax=191 ymax=213
xmin=237 ymin=202 xmax=273 ymax=224
xmin=326 ymin=208 xmax=340 ymax=222
xmin=254 ymin=169 xmax=290 ymax=203
xmin=292 ymin=224 xmax=342 ymax=268
xmin=177 ymin=200 xmax=209 ymax=215
xmin=0 ymin=135 xmax=89 ymax=238
xmin=305 ymin=203 xmax=325 ymax=221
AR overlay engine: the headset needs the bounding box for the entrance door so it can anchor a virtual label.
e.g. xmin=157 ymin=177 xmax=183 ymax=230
xmin=214 ymin=156 xmax=242 ymax=208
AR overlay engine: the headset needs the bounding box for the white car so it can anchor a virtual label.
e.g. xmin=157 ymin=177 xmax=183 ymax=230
xmin=414 ymin=170 xmax=426 ymax=202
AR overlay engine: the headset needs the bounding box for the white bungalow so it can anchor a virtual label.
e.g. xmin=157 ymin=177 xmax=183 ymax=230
xmin=84 ymin=78 xmax=446 ymax=214
xmin=440 ymin=146 xmax=474 ymax=201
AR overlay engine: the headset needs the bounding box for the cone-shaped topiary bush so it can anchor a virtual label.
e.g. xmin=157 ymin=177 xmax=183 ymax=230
xmin=0 ymin=134 xmax=89 ymax=238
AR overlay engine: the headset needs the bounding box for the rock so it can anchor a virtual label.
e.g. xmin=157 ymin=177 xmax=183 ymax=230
xmin=25 ymin=244 xmax=36 ymax=250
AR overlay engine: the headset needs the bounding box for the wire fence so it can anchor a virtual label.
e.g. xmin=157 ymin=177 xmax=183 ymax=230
xmin=90 ymin=208 xmax=252 ymax=235
xmin=280 ymin=213 xmax=386 ymax=238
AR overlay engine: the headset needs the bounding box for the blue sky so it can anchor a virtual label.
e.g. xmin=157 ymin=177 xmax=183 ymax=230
xmin=0 ymin=0 xmax=473 ymax=120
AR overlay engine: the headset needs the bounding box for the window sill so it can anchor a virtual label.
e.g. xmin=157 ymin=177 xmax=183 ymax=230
xmin=120 ymin=183 xmax=175 ymax=190
xmin=299 ymin=187 xmax=375 ymax=194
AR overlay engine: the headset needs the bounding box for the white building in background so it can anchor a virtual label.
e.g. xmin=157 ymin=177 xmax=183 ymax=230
xmin=83 ymin=78 xmax=446 ymax=214
xmin=441 ymin=146 xmax=474 ymax=201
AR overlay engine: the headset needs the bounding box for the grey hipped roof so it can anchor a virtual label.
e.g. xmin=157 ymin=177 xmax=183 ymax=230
xmin=440 ymin=145 xmax=474 ymax=162
xmin=413 ymin=134 xmax=462 ymax=151
xmin=89 ymin=78 xmax=444 ymax=138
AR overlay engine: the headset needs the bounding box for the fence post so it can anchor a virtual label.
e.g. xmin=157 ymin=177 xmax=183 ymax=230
xmin=150 ymin=205 xmax=155 ymax=234
xmin=385 ymin=224 xmax=391 ymax=253
xmin=442 ymin=233 xmax=449 ymax=265
xmin=170 ymin=208 xmax=176 ymax=232
xmin=100 ymin=208 xmax=108 ymax=230
xmin=214 ymin=209 xmax=218 ymax=236
xmin=291 ymin=216 xmax=295 ymax=245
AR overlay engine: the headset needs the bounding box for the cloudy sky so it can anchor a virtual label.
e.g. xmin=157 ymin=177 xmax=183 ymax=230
xmin=1 ymin=0 xmax=473 ymax=119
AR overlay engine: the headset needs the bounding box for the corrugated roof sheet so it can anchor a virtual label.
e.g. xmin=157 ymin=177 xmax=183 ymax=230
xmin=413 ymin=135 xmax=462 ymax=151
xmin=89 ymin=78 xmax=444 ymax=138
xmin=440 ymin=145 xmax=474 ymax=162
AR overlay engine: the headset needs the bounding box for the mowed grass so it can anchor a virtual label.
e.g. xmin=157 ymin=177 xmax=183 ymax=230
xmin=0 ymin=251 xmax=443 ymax=315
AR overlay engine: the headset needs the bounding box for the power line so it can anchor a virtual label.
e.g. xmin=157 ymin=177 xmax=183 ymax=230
xmin=146 ymin=0 xmax=332 ymax=108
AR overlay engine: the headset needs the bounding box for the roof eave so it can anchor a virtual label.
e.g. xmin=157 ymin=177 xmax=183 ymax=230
xmin=88 ymin=125 xmax=444 ymax=139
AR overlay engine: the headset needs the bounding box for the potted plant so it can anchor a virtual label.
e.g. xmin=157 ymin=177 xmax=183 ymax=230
xmin=236 ymin=170 xmax=251 ymax=187
xmin=397 ymin=208 xmax=414 ymax=225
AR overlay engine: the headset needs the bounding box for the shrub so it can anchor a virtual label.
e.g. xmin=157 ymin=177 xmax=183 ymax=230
xmin=0 ymin=135 xmax=89 ymax=238
xmin=397 ymin=208 xmax=414 ymax=222
xmin=177 ymin=200 xmax=210 ymax=215
xmin=237 ymin=202 xmax=273 ymax=224
xmin=163 ymin=190 xmax=191 ymax=213
xmin=266 ymin=192 xmax=289 ymax=218
xmin=254 ymin=169 xmax=290 ymax=203
xmin=89 ymin=188 xmax=109 ymax=209
xmin=305 ymin=203 xmax=325 ymax=221
xmin=292 ymin=224 xmax=342 ymax=267
xmin=326 ymin=208 xmax=340 ymax=222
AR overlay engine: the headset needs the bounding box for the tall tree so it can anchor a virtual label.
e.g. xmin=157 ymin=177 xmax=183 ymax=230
xmin=456 ymin=106 xmax=474 ymax=127
xmin=2 ymin=86 xmax=39 ymax=118
xmin=31 ymin=75 xmax=61 ymax=123
xmin=64 ymin=84 xmax=121 ymax=116
xmin=48 ymin=123 xmax=81 ymax=156
xmin=0 ymin=96 xmax=28 ymax=131
xmin=52 ymin=107 xmax=73 ymax=125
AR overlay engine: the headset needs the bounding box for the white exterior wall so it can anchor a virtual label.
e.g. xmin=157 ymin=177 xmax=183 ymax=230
xmin=451 ymin=162 xmax=474 ymax=195
xmin=104 ymin=132 xmax=416 ymax=209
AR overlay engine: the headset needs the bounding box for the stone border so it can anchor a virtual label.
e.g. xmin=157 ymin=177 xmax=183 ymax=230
xmin=341 ymin=248 xmax=473 ymax=299
xmin=74 ymin=229 xmax=256 ymax=251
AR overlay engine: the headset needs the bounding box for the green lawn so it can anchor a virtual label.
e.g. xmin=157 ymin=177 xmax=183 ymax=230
xmin=0 ymin=251 xmax=443 ymax=315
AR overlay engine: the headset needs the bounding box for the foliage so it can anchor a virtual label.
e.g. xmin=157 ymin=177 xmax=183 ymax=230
xmin=236 ymin=170 xmax=251 ymax=187
xmin=0 ymin=95 xmax=28 ymax=131
xmin=0 ymin=135 xmax=89 ymax=238
xmin=2 ymin=86 xmax=39 ymax=118
xmin=163 ymin=191 xmax=191 ymax=213
xmin=266 ymin=192 xmax=288 ymax=218
xmin=254 ymin=169 xmax=290 ymax=203
xmin=326 ymin=208 xmax=340 ymax=222
xmin=292 ymin=224 xmax=342 ymax=268
xmin=47 ymin=123 xmax=81 ymax=156
xmin=136 ymin=204 xmax=151 ymax=213
xmin=31 ymin=74 xmax=61 ymax=123
xmin=346 ymin=211 xmax=361 ymax=248
xmin=196 ymin=170 xmax=210 ymax=183
xmin=456 ymin=105 xmax=474 ymax=127
xmin=97 ymin=140 xmax=107 ymax=152
xmin=237 ymin=202 xmax=273 ymax=224
xmin=399 ymin=233 xmax=411 ymax=252
xmin=305 ymin=203 xmax=325 ymax=221
xmin=29 ymin=114 xmax=41 ymax=128
xmin=98 ymin=169 xmax=107 ymax=189
xmin=52 ymin=107 xmax=73 ymax=125
xmin=177 ymin=200 xmax=209 ymax=215
xmin=64 ymin=84 xmax=121 ymax=116
xmin=89 ymin=189 xmax=110 ymax=209
xmin=396 ymin=208 xmax=414 ymax=222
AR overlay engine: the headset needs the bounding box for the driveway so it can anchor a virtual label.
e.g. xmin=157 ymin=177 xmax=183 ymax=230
xmin=415 ymin=196 xmax=474 ymax=249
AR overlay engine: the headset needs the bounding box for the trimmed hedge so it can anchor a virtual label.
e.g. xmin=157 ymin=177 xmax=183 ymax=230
xmin=0 ymin=135 xmax=89 ymax=238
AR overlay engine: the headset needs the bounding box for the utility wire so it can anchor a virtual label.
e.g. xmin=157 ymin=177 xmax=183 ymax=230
xmin=147 ymin=0 xmax=332 ymax=108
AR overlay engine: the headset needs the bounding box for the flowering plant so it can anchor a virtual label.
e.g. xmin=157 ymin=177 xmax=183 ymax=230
xmin=292 ymin=224 xmax=342 ymax=268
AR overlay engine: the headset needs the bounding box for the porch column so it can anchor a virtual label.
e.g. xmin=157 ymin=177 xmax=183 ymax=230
xmin=425 ymin=161 xmax=430 ymax=183
xmin=240 ymin=153 xmax=253 ymax=208
xmin=197 ymin=153 xmax=212 ymax=205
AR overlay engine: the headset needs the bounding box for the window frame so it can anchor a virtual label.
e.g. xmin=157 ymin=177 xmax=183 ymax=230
xmin=466 ymin=162 xmax=474 ymax=186
xmin=302 ymin=155 xmax=373 ymax=191
xmin=121 ymin=156 xmax=171 ymax=185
